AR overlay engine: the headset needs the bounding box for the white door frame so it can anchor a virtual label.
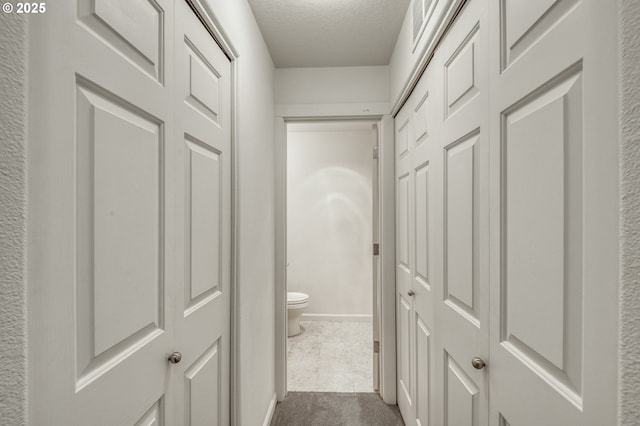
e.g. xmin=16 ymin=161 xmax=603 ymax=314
xmin=178 ymin=1 xmax=241 ymax=423
xmin=274 ymin=115 xmax=397 ymax=404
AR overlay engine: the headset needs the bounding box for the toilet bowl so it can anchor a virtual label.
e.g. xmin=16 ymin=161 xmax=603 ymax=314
xmin=287 ymin=292 xmax=310 ymax=337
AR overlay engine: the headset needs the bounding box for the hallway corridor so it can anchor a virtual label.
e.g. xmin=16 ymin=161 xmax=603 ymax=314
xmin=1 ymin=0 xmax=638 ymax=424
xmin=270 ymin=392 xmax=404 ymax=426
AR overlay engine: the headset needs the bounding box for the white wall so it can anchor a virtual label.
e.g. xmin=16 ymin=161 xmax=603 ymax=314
xmin=0 ymin=11 xmax=27 ymax=426
xmin=201 ymin=1 xmax=276 ymax=424
xmin=619 ymin=0 xmax=640 ymax=423
xmin=287 ymin=122 xmax=373 ymax=317
xmin=275 ymin=66 xmax=390 ymax=117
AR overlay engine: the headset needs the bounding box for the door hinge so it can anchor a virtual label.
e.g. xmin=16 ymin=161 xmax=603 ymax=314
xmin=373 ymin=341 xmax=380 ymax=353
xmin=373 ymin=146 xmax=379 ymax=159
xmin=373 ymin=243 xmax=380 ymax=256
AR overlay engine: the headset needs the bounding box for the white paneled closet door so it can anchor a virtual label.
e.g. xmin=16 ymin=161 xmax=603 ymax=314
xmin=28 ymin=1 xmax=231 ymax=424
xmin=396 ymin=0 xmax=619 ymax=424
xmin=396 ymin=0 xmax=489 ymax=424
xmin=434 ymin=0 xmax=490 ymax=424
xmin=173 ymin=0 xmax=231 ymax=424
xmin=487 ymin=0 xmax=619 ymax=424
xmin=395 ymin=94 xmax=414 ymax=423
xmin=409 ymin=60 xmax=439 ymax=426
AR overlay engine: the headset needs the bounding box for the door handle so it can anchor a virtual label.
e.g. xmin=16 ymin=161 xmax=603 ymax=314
xmin=471 ymin=357 xmax=485 ymax=370
xmin=407 ymin=290 xmax=415 ymax=296
xmin=168 ymin=352 xmax=182 ymax=364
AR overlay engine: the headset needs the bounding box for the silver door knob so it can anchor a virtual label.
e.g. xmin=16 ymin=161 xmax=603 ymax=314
xmin=168 ymin=352 xmax=182 ymax=364
xmin=407 ymin=290 xmax=415 ymax=296
xmin=471 ymin=357 xmax=485 ymax=369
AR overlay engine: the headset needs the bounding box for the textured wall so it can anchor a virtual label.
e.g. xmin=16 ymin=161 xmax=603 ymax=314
xmin=619 ymin=0 xmax=640 ymax=424
xmin=0 ymin=12 xmax=27 ymax=426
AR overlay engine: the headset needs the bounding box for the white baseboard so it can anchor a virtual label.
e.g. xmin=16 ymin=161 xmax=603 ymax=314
xmin=262 ymin=392 xmax=277 ymax=426
xmin=300 ymin=313 xmax=373 ymax=322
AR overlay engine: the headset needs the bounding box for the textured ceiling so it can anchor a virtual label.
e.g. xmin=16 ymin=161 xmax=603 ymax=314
xmin=248 ymin=0 xmax=410 ymax=68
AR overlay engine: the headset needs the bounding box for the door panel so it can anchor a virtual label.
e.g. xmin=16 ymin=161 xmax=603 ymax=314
xmin=411 ymin=61 xmax=439 ymax=426
xmin=444 ymin=24 xmax=480 ymax=118
xmin=29 ymin=1 xmax=232 ymax=424
xmin=502 ymin=70 xmax=583 ymax=387
xmin=184 ymin=341 xmax=221 ymax=426
xmin=500 ymin=0 xmax=580 ymax=70
xmin=436 ymin=1 xmax=489 ymax=425
xmin=444 ymin=133 xmax=478 ymax=318
xmin=489 ymin=0 xmax=618 ymax=423
xmin=29 ymin=0 xmax=174 ymax=424
xmin=174 ymin=1 xmax=231 ymax=424
xmin=185 ymin=138 xmax=222 ymax=311
xmin=414 ymin=163 xmax=430 ymax=291
xmin=444 ymin=352 xmax=479 ymax=426
xmin=136 ymin=399 xmax=165 ymax=426
xmin=415 ymin=315 xmax=431 ymax=426
xmin=75 ymin=78 xmax=165 ymax=385
xmin=396 ymin=27 xmax=440 ymax=426
xmin=396 ymin=98 xmax=415 ymax=421
xmin=78 ymin=0 xmax=164 ymax=81
xmin=398 ymin=294 xmax=413 ymax=407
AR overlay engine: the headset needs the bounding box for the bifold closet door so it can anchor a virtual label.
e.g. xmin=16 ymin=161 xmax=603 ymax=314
xmin=395 ymin=56 xmax=441 ymax=426
xmin=433 ymin=0 xmax=490 ymax=425
xmin=396 ymin=0 xmax=618 ymax=424
xmin=28 ymin=1 xmax=232 ymax=424
xmin=29 ymin=0 xmax=176 ymax=424
xmin=396 ymin=0 xmax=490 ymax=424
xmin=173 ymin=0 xmax=232 ymax=424
xmin=487 ymin=0 xmax=619 ymax=424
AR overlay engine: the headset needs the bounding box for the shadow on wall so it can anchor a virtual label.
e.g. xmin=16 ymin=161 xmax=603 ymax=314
xmin=287 ymin=131 xmax=373 ymax=318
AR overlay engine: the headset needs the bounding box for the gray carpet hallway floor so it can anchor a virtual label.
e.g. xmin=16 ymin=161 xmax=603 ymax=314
xmin=270 ymin=392 xmax=405 ymax=426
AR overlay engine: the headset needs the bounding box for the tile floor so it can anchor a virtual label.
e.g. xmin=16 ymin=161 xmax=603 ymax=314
xmin=287 ymin=321 xmax=373 ymax=393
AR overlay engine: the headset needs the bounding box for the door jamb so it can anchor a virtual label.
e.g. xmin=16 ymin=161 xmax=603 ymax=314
xmin=184 ymin=0 xmax=240 ymax=423
xmin=274 ymin=115 xmax=396 ymax=403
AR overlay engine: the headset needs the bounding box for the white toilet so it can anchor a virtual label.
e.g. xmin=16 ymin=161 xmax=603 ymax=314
xmin=287 ymin=292 xmax=310 ymax=337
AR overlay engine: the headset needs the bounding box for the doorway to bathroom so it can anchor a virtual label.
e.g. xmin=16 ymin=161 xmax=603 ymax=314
xmin=285 ymin=121 xmax=377 ymax=393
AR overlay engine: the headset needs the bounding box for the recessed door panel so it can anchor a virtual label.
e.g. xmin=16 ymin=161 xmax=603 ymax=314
xmin=500 ymin=0 xmax=579 ymax=69
xmin=444 ymin=132 xmax=479 ymax=322
xmin=185 ymin=38 xmax=221 ymax=124
xmin=445 ymin=24 xmax=479 ymax=117
xmin=415 ymin=315 xmax=431 ymax=426
xmin=414 ymin=92 xmax=430 ymax=145
xmin=135 ymin=398 xmax=164 ymax=426
xmin=498 ymin=414 xmax=511 ymax=426
xmin=75 ymin=78 xmax=164 ymax=386
xmin=414 ymin=162 xmax=430 ymax=291
xmin=445 ymin=353 xmax=479 ymax=426
xmin=185 ymin=137 xmax=222 ymax=315
xmin=502 ymin=68 xmax=583 ymax=399
xmin=398 ymin=120 xmax=410 ymax=158
xmin=185 ymin=342 xmax=221 ymax=426
xmin=398 ymin=174 xmax=411 ymax=268
xmin=399 ymin=296 xmax=413 ymax=405
xmin=78 ymin=0 xmax=164 ymax=81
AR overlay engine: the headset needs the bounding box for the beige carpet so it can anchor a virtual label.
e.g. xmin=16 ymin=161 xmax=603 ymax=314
xmin=270 ymin=392 xmax=405 ymax=426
